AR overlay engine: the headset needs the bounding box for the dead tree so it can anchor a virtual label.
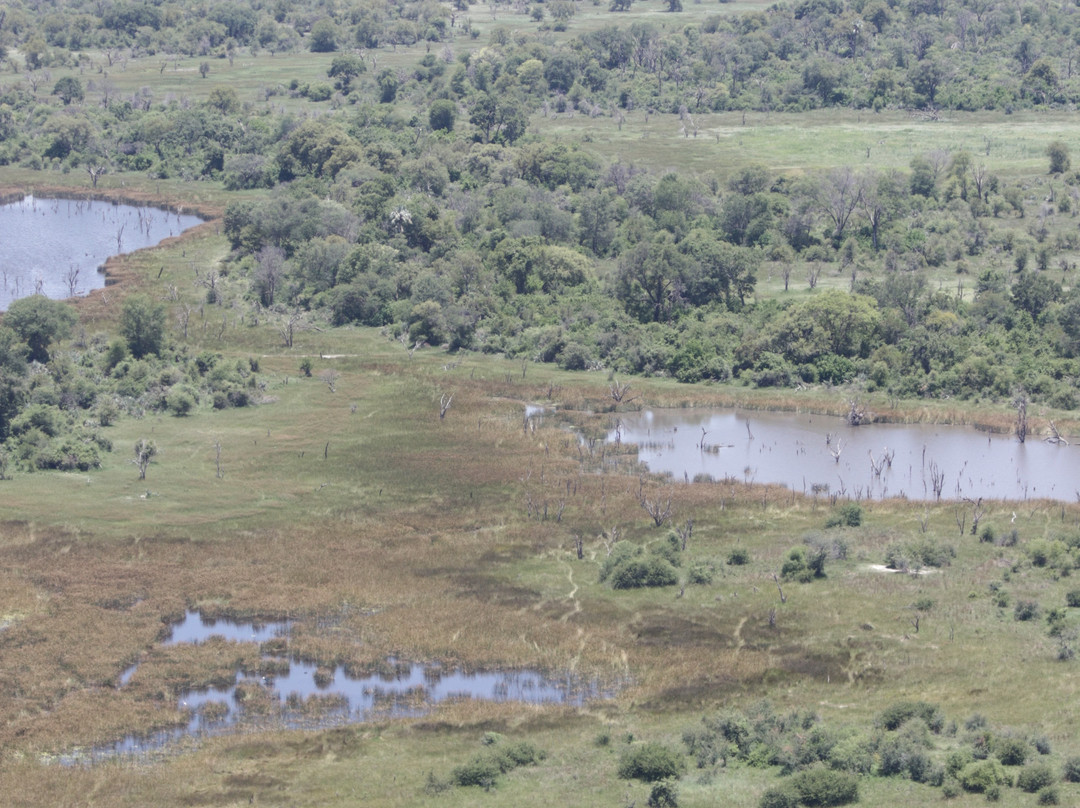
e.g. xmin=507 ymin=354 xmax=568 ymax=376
xmin=320 ymin=369 xmax=339 ymax=392
xmin=132 ymin=438 xmax=157 ymax=480
xmin=676 ymin=518 xmax=693 ymax=550
xmin=439 ymin=392 xmax=454 ymax=419
xmin=1046 ymin=421 xmax=1070 ymax=446
xmin=772 ymin=573 xmax=787 ymax=604
xmin=964 ymin=497 xmax=985 ymax=536
xmin=279 ymin=311 xmax=301 ymax=347
xmin=86 ymin=164 xmax=107 ymax=189
xmin=609 ymin=378 xmax=637 ymax=405
xmin=1014 ymin=390 xmax=1028 ymax=444
xmin=640 ymin=491 xmax=672 ymax=527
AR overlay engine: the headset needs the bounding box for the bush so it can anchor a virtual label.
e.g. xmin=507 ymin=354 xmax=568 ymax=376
xmin=789 ymin=768 xmax=859 ymax=806
xmin=760 ymin=786 xmax=799 ymax=808
xmin=610 ymin=557 xmax=679 ymax=589
xmin=1017 ymin=763 xmax=1056 ymax=793
xmin=617 ymin=743 xmax=685 ymax=782
xmin=782 ymin=547 xmax=827 ymax=582
xmin=648 ymin=780 xmax=679 ymax=808
xmin=688 ymin=562 xmax=715 ymax=584
xmin=878 ymin=701 xmax=944 ymax=732
xmin=727 ymin=547 xmax=750 ymax=565
xmin=1014 ymin=600 xmax=1041 ymax=621
xmin=825 ymin=503 xmax=862 ymax=528
xmin=1037 ymin=785 xmax=1060 ymax=805
xmin=451 ymin=755 xmax=502 ymax=787
xmin=994 ymin=736 xmax=1028 ymax=766
xmin=958 ymin=759 xmax=1010 ymax=793
xmin=1066 ymin=590 xmax=1080 ymax=608
xmin=166 ymin=386 xmax=197 ymax=416
xmin=1062 ymin=756 xmax=1080 ymax=782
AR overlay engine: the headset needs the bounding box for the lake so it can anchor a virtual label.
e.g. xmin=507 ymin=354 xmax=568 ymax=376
xmin=610 ymin=408 xmax=1078 ymax=502
xmin=0 ymin=196 xmax=204 ymax=311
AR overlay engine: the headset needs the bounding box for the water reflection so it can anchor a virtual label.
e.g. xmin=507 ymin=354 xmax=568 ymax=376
xmin=612 ymin=409 xmax=1078 ymax=502
xmin=66 ymin=611 xmax=608 ymax=763
xmin=0 ymin=196 xmax=203 ymax=310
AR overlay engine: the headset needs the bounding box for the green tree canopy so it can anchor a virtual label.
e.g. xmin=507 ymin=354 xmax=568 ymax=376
xmin=4 ymin=295 xmax=76 ymax=363
xmin=119 ymin=294 xmax=166 ymax=359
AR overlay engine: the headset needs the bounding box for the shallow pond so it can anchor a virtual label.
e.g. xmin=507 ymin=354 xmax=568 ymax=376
xmin=65 ymin=611 xmax=608 ymax=763
xmin=0 ymin=196 xmax=203 ymax=311
xmin=611 ymin=408 xmax=1078 ymax=502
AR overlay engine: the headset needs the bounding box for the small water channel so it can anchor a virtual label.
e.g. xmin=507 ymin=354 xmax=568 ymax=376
xmin=63 ymin=611 xmax=608 ymax=764
xmin=0 ymin=196 xmax=204 ymax=311
xmin=611 ymin=408 xmax=1078 ymax=502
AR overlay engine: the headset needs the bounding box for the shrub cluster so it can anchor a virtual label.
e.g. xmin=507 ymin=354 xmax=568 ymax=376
xmin=450 ymin=738 xmax=546 ymax=789
xmin=599 ymin=539 xmax=679 ymax=590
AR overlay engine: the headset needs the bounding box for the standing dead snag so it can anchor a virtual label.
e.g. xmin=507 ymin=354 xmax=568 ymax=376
xmin=1014 ymin=390 xmax=1029 ymax=444
xmin=320 ymin=369 xmax=339 ymax=392
xmin=133 ymin=438 xmax=157 ymax=480
xmin=640 ymin=491 xmax=672 ymax=527
xmin=676 ymin=519 xmax=693 ymax=550
xmin=609 ymin=378 xmax=637 ymax=405
xmin=439 ymin=392 xmax=454 ymax=419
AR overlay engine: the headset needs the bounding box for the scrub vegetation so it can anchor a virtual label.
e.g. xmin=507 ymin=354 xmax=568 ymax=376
xmin=3 ymin=0 xmax=1080 ymax=805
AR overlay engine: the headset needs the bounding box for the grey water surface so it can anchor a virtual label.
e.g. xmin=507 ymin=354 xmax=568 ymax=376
xmin=0 ymin=195 xmax=203 ymax=310
xmin=611 ymin=408 xmax=1078 ymax=502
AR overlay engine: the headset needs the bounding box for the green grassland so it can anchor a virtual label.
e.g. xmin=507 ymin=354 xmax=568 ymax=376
xmin=2 ymin=213 xmax=1080 ymax=805
xmin=6 ymin=3 xmax=1080 ymax=804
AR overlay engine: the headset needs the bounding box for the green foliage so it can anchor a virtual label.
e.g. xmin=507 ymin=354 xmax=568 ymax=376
xmin=1047 ymin=141 xmax=1070 ymax=174
xmin=727 ymin=548 xmax=750 ymax=566
xmin=759 ymin=786 xmax=799 ymax=808
xmin=884 ymin=538 xmax=955 ymax=571
xmin=450 ymin=738 xmax=545 ymax=788
xmin=787 ymin=768 xmax=859 ymax=807
xmin=1014 ymin=600 xmax=1041 ymax=622
xmin=1066 ymin=590 xmax=1080 ymax=608
xmin=957 ymin=759 xmax=1010 ymax=793
xmin=647 ymin=779 xmax=679 ymax=808
xmin=782 ymin=547 xmax=827 ymax=582
xmin=599 ymin=540 xmax=678 ymax=589
xmin=617 ymin=742 xmax=685 ymax=782
xmin=119 ymin=295 xmax=166 ymax=359
xmin=993 ymin=737 xmax=1028 ymax=766
xmin=428 ymin=99 xmax=457 ymax=133
xmin=824 ymin=504 xmax=861 ymax=529
xmin=5 ymin=296 xmax=76 ymax=364
xmin=1017 ymin=763 xmax=1056 ymax=793
xmin=1062 ymin=757 xmax=1080 ymax=782
xmin=1037 ymin=785 xmax=1060 ymax=805
xmin=878 ymin=702 xmax=944 ymax=733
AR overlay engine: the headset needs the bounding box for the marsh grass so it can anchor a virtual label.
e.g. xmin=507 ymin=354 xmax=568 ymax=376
xmin=4 ymin=127 xmax=1080 ymax=805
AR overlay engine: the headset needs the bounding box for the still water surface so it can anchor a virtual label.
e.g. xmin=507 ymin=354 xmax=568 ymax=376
xmin=65 ymin=611 xmax=608 ymax=763
xmin=612 ymin=408 xmax=1078 ymax=502
xmin=0 ymin=196 xmax=203 ymax=310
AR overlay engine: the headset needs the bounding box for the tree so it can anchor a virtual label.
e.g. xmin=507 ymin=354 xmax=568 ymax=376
xmin=680 ymin=229 xmax=759 ymax=308
xmin=120 ymin=295 xmax=166 ymax=358
xmin=132 ymin=438 xmax=157 ymax=480
xmin=328 ymin=53 xmax=365 ymax=93
xmin=1048 ymin=141 xmax=1070 ymax=175
xmin=52 ymin=76 xmax=83 ymax=105
xmin=428 ymin=99 xmax=456 ymax=132
xmin=4 ymin=295 xmax=76 ymax=363
xmin=616 ymin=233 xmax=689 ymax=323
xmin=309 ymin=19 xmax=338 ymax=52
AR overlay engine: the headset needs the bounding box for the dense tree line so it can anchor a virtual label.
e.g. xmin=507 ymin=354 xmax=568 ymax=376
xmin=2 ymin=0 xmax=1080 ymax=469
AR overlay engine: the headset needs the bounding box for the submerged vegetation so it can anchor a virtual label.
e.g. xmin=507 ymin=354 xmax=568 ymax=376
xmin=3 ymin=0 xmax=1080 ymax=804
